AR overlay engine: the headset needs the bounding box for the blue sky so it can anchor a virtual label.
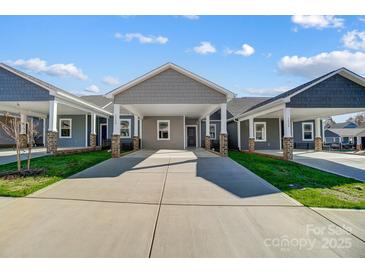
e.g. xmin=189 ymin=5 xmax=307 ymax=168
xmin=1 ymin=15 xmax=365 ymax=121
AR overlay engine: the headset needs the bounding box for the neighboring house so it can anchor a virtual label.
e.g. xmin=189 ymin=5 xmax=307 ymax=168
xmin=2 ymin=62 xmax=365 ymax=159
xmin=324 ymin=121 xmax=365 ymax=149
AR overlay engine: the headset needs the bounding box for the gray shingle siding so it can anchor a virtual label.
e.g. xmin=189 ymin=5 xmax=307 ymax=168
xmin=287 ymin=74 xmax=365 ymax=108
xmin=114 ymin=69 xmax=226 ymax=104
xmin=0 ymin=67 xmax=54 ymax=101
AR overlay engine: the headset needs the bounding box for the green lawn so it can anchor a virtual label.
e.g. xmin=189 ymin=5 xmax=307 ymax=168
xmin=229 ymin=151 xmax=365 ymax=209
xmin=0 ymin=150 xmax=111 ymax=197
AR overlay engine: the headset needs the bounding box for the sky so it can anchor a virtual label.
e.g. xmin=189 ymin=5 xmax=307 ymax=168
xmin=1 ymin=15 xmax=365 ymax=121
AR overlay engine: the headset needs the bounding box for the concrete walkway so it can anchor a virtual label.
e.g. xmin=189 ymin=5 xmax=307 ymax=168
xmin=0 ymin=147 xmax=47 ymax=165
xmin=0 ymin=149 xmax=364 ymax=257
xmin=257 ymin=150 xmax=365 ymax=182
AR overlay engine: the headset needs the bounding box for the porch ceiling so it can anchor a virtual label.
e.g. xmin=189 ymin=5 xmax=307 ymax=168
xmin=257 ymin=107 xmax=365 ymax=121
xmin=121 ymin=104 xmax=220 ymax=118
xmin=0 ymin=101 xmax=91 ymax=118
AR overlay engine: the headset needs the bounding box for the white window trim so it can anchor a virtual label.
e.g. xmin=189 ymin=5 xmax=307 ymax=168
xmin=59 ymin=118 xmax=72 ymax=139
xmin=120 ymin=118 xmax=131 ymax=139
xmin=157 ymin=120 xmax=170 ymax=141
xmin=302 ymin=122 xmax=314 ymax=141
xmin=254 ymin=121 xmax=266 ymax=142
xmin=209 ymin=124 xmax=217 ymax=140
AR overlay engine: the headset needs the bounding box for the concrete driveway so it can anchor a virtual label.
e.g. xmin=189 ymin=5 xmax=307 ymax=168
xmin=0 ymin=149 xmax=364 ymax=257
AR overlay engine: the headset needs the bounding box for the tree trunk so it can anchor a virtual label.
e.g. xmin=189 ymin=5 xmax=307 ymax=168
xmin=27 ymin=143 xmax=32 ymax=170
xmin=16 ymin=141 xmax=21 ymax=171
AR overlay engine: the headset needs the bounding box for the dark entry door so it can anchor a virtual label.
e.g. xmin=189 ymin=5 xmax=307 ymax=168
xmin=187 ymin=127 xmax=196 ymax=147
xmin=100 ymin=124 xmax=107 ymax=146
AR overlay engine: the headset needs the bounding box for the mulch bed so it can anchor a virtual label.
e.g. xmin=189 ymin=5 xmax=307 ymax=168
xmin=0 ymin=168 xmax=45 ymax=180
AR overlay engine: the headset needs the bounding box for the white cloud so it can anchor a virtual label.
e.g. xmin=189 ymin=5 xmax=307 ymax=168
xmin=291 ymin=15 xmax=344 ymax=29
xmin=278 ymin=50 xmax=365 ymax=78
xmin=84 ymin=84 xmax=100 ymax=93
xmin=102 ymin=75 xmax=120 ymax=86
xmin=342 ymin=30 xmax=365 ymax=50
xmin=359 ymin=17 xmax=365 ymax=23
xmin=193 ymin=41 xmax=216 ymax=55
xmin=226 ymin=43 xmax=255 ymax=57
xmin=7 ymin=58 xmax=87 ymax=80
xmin=241 ymin=86 xmax=289 ymax=96
xmin=181 ymin=15 xmax=199 ymax=20
xmin=115 ymin=32 xmax=168 ymax=44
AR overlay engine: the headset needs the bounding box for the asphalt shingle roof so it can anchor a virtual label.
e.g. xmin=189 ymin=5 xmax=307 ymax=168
xmin=227 ymin=97 xmax=269 ymax=117
xmin=80 ymin=95 xmax=130 ymax=114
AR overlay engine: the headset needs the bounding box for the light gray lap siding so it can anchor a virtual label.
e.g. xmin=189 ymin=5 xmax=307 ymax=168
xmin=57 ymin=115 xmax=86 ymax=148
xmin=287 ymin=74 xmax=365 ymax=108
xmin=240 ymin=118 xmax=280 ymax=150
xmin=142 ymin=116 xmax=184 ymax=149
xmin=0 ymin=67 xmax=54 ymax=101
xmin=114 ymin=69 xmax=226 ymax=104
xmin=293 ymin=120 xmax=323 ymax=149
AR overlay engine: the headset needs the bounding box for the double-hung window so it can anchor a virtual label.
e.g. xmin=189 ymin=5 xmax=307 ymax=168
xmin=120 ymin=119 xmax=131 ymax=138
xmin=59 ymin=119 xmax=72 ymax=138
xmin=157 ymin=120 xmax=170 ymax=140
xmin=209 ymin=124 xmax=216 ymax=140
xmin=302 ymin=122 xmax=314 ymax=141
xmin=254 ymin=122 xmax=266 ymax=142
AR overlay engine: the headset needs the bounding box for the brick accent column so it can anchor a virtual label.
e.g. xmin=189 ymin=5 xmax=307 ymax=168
xmin=205 ymin=136 xmax=211 ymax=150
xmin=356 ymin=144 xmax=362 ymax=151
xmin=90 ymin=134 xmax=97 ymax=148
xmin=314 ymin=137 xmax=322 ymax=151
xmin=47 ymin=131 xmax=58 ymax=154
xmin=133 ymin=136 xmax=140 ymax=151
xmin=248 ymin=138 xmax=255 ymax=153
xmin=219 ymin=133 xmax=228 ymax=156
xmin=283 ymin=137 xmax=293 ymax=160
xmin=19 ymin=134 xmax=28 ymax=148
xmin=111 ymin=135 xmax=120 ymax=158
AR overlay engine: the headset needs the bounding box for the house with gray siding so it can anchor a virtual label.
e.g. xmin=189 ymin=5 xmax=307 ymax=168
xmin=2 ymin=62 xmax=365 ymax=160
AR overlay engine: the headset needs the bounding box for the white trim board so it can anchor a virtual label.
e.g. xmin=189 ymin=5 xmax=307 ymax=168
xmin=157 ymin=119 xmax=170 ymax=141
xmin=59 ymin=118 xmax=72 ymax=139
xmin=120 ymin=118 xmax=131 ymax=139
xmin=302 ymin=122 xmax=314 ymax=141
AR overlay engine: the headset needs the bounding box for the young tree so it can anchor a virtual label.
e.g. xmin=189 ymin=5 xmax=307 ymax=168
xmin=354 ymin=113 xmax=365 ymax=126
xmin=26 ymin=119 xmax=39 ymax=170
xmin=0 ymin=113 xmax=22 ymax=171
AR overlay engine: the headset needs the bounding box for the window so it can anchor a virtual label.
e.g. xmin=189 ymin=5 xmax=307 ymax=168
xmin=120 ymin=119 xmax=131 ymax=138
xmin=254 ymin=122 xmax=266 ymax=142
xmin=157 ymin=120 xmax=170 ymax=140
xmin=302 ymin=122 xmax=314 ymax=141
xmin=209 ymin=124 xmax=216 ymax=140
xmin=59 ymin=119 xmax=72 ymax=138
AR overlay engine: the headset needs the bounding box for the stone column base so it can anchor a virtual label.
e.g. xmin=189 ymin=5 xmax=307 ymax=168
xmin=219 ymin=133 xmax=228 ymax=157
xmin=283 ymin=137 xmax=293 ymax=160
xmin=248 ymin=138 xmax=255 ymax=153
xmin=47 ymin=131 xmax=58 ymax=154
xmin=314 ymin=137 xmax=322 ymax=151
xmin=19 ymin=134 xmax=27 ymax=148
xmin=133 ymin=136 xmax=140 ymax=151
xmin=356 ymin=144 xmax=362 ymax=151
xmin=111 ymin=135 xmax=120 ymax=158
xmin=90 ymin=134 xmax=97 ymax=148
xmin=205 ymin=136 xmax=211 ymax=150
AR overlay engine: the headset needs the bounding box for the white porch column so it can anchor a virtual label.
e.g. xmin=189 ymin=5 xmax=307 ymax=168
xmin=113 ymin=104 xmax=120 ymax=135
xmin=248 ymin=117 xmax=255 ymax=152
xmin=134 ymin=115 xmax=138 ymax=137
xmin=357 ymin=135 xmax=362 ymax=151
xmin=90 ymin=113 xmax=96 ymax=135
xmin=139 ymin=118 xmax=143 ymax=149
xmin=20 ymin=113 xmax=27 ymax=134
xmin=220 ymin=103 xmax=227 ymax=134
xmin=283 ymin=107 xmax=292 ymax=138
xmin=237 ymin=120 xmax=241 ymax=150
xmin=42 ymin=118 xmax=46 ymax=146
xmin=47 ymin=100 xmax=58 ymax=153
xmin=315 ymin=118 xmax=321 ymax=138
xmin=205 ymin=114 xmax=211 ymax=150
xmin=112 ymin=103 xmax=121 ymax=157
xmin=282 ymin=107 xmax=293 ymax=160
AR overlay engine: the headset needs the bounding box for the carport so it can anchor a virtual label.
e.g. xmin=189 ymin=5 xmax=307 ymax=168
xmin=233 ymin=67 xmax=365 ymax=160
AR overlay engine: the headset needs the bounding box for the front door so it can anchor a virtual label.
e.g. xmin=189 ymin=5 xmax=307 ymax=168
xmin=100 ymin=124 xmax=107 ymax=146
xmin=187 ymin=126 xmax=196 ymax=147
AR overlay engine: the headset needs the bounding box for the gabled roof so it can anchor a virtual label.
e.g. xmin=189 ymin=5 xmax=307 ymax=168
xmin=105 ymin=62 xmax=235 ymax=99
xmin=80 ymin=95 xmax=131 ymax=114
xmin=227 ymin=97 xmax=269 ymax=118
xmin=329 ymin=121 xmax=365 ymax=129
xmin=236 ymin=67 xmax=365 ymax=119
xmin=0 ymin=63 xmax=112 ymax=116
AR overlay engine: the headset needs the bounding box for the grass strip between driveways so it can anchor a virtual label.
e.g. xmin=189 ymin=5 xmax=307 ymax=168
xmin=0 ymin=150 xmax=112 ymax=197
xmin=229 ymin=150 xmax=365 ymax=209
